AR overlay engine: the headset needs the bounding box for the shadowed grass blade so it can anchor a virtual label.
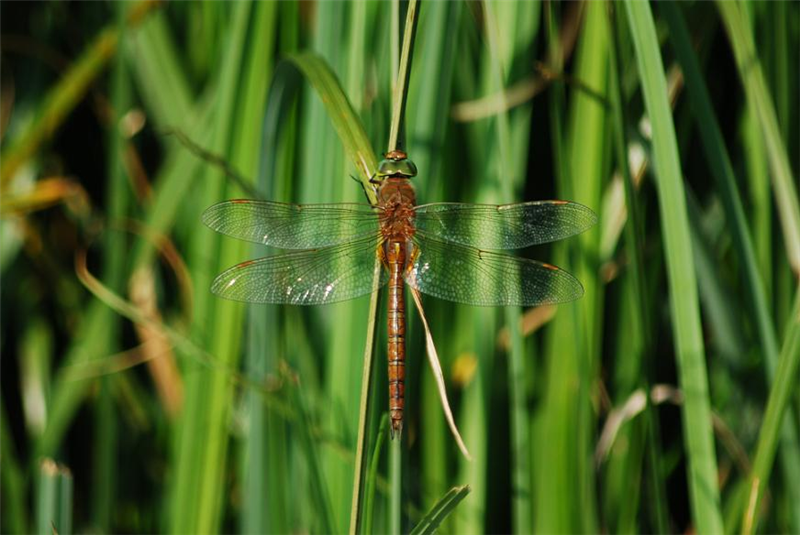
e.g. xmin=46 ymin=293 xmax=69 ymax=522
xmin=661 ymin=5 xmax=800 ymax=532
xmin=606 ymin=3 xmax=668 ymax=531
xmin=363 ymin=415 xmax=389 ymax=535
xmin=0 ymin=1 xmax=159 ymax=187
xmin=716 ymin=1 xmax=800 ymax=276
xmin=1 ymin=404 xmax=28 ymax=533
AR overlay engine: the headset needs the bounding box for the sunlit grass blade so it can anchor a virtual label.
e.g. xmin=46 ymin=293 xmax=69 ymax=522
xmin=623 ymin=2 xmax=723 ymax=533
xmin=743 ymin=288 xmax=800 ymax=535
xmin=741 ymin=107 xmax=772 ymax=299
xmin=387 ymin=0 xmax=418 ymax=153
xmin=716 ymin=1 xmax=800 ymax=276
xmin=285 ymin=52 xmax=379 ymax=198
xmin=539 ymin=2 xmax=607 ymax=533
xmin=409 ymin=485 xmax=471 ymax=535
xmin=273 ymin=7 xmax=392 ymax=531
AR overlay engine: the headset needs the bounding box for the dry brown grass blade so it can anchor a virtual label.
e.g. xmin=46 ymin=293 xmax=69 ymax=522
xmin=61 ymin=338 xmax=165 ymax=381
xmin=409 ymin=287 xmax=471 ymax=460
xmin=129 ymin=267 xmax=183 ymax=417
xmin=74 ymin=248 xmax=294 ymax=419
xmin=0 ymin=176 xmax=90 ymax=216
xmin=595 ymin=384 xmax=752 ymax=480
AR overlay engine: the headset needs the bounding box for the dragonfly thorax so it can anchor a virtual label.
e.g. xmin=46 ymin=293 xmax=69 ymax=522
xmin=376 ymin=150 xmax=418 ymax=180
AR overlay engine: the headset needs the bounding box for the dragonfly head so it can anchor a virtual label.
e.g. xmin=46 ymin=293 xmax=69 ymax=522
xmin=374 ymin=150 xmax=417 ymax=182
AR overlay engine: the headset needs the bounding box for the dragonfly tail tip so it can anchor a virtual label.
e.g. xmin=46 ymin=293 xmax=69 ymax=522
xmin=390 ymin=420 xmax=403 ymax=440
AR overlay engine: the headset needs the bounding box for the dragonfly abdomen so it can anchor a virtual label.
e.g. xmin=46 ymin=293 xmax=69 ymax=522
xmin=386 ymin=239 xmax=406 ymax=438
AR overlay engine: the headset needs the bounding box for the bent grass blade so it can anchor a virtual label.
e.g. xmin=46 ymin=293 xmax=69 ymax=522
xmin=409 ymin=485 xmax=472 ymax=535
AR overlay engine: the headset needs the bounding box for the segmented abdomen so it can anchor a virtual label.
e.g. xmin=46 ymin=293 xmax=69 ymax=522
xmin=386 ymin=240 xmax=406 ymax=437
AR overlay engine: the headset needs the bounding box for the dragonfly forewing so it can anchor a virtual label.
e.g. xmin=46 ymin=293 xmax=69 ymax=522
xmin=202 ymin=199 xmax=383 ymax=249
xmin=413 ymin=201 xmax=597 ymax=250
xmin=405 ymin=237 xmax=584 ymax=307
xmin=211 ymin=236 xmax=388 ymax=305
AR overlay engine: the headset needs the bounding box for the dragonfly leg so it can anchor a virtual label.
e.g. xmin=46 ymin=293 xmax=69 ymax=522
xmin=377 ymin=244 xmax=389 ymax=269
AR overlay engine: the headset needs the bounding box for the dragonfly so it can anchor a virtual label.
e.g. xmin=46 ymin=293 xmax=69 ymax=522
xmin=202 ymin=150 xmax=596 ymax=437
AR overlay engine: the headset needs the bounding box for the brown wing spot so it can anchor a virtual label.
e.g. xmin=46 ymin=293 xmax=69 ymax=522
xmin=239 ymin=260 xmax=256 ymax=267
xmin=231 ymin=199 xmax=250 ymax=204
xmin=551 ymin=200 xmax=569 ymax=205
xmin=541 ymin=262 xmax=559 ymax=271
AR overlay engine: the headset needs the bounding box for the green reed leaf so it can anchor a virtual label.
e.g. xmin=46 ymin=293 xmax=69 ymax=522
xmin=624 ymin=2 xmax=724 ymax=533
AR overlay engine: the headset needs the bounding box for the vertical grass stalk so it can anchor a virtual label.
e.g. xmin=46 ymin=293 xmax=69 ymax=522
xmin=606 ymin=4 xmax=668 ymax=531
xmin=387 ymin=3 xmax=419 ymax=534
xmin=624 ymin=2 xmax=723 ymax=532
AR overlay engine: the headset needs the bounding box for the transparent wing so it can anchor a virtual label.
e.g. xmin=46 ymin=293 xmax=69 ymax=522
xmin=212 ymin=236 xmax=388 ymax=305
xmin=202 ymin=199 xmax=382 ymax=249
xmin=405 ymin=237 xmax=583 ymax=306
xmin=413 ymin=201 xmax=597 ymax=249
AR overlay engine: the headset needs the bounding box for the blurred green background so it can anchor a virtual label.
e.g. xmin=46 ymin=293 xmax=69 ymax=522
xmin=1 ymin=1 xmax=799 ymax=534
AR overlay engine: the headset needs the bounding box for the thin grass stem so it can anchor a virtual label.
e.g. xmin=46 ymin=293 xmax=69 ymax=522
xmin=387 ymin=0 xmax=418 ymax=153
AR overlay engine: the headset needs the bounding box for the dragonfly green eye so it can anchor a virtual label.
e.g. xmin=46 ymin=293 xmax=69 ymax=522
xmin=376 ymin=152 xmax=418 ymax=179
